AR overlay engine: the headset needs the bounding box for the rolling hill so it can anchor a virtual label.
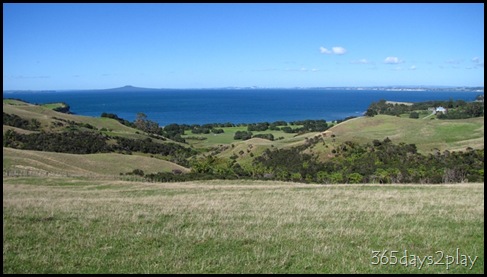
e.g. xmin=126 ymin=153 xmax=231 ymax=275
xmin=3 ymin=147 xmax=189 ymax=177
xmin=3 ymin=98 xmax=484 ymax=179
xmin=325 ymin=115 xmax=484 ymax=153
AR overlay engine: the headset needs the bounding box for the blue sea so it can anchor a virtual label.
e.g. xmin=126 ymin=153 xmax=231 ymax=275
xmin=3 ymin=89 xmax=482 ymax=126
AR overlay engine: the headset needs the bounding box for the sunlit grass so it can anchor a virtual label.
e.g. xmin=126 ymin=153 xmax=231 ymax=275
xmin=3 ymin=177 xmax=483 ymax=273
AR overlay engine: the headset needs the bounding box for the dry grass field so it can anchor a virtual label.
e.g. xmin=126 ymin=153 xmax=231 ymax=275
xmin=3 ymin=147 xmax=189 ymax=177
xmin=3 ymin=177 xmax=484 ymax=273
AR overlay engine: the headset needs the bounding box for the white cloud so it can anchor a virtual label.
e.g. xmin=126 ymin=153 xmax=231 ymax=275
xmin=384 ymin=56 xmax=403 ymax=64
xmin=332 ymin=47 xmax=347 ymax=55
xmin=320 ymin=47 xmax=332 ymax=54
xmin=409 ymin=65 xmax=417 ymax=70
xmin=320 ymin=46 xmax=346 ymax=55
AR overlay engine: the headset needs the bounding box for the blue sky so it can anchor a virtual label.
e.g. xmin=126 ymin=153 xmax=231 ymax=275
xmin=3 ymin=3 xmax=484 ymax=90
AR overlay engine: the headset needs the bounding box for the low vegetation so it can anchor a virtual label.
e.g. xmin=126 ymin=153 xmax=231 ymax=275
xmin=3 ymin=178 xmax=484 ymax=273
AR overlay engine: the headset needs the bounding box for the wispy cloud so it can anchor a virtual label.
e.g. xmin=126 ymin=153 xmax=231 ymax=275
xmin=251 ymin=68 xmax=278 ymax=72
xmin=445 ymin=59 xmax=463 ymax=64
xmin=319 ymin=47 xmax=332 ymax=54
xmin=285 ymin=67 xmax=320 ymax=72
xmin=384 ymin=56 xmax=404 ymax=64
xmin=409 ymin=65 xmax=417 ymax=70
xmin=350 ymin=58 xmax=372 ymax=64
xmin=320 ymin=46 xmax=347 ymax=55
xmin=472 ymin=57 xmax=484 ymax=68
xmin=13 ymin=75 xmax=50 ymax=79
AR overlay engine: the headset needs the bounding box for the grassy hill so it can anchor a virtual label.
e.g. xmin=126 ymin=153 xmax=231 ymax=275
xmin=3 ymin=147 xmax=190 ymax=177
xmin=195 ymin=115 xmax=484 ymax=165
xmin=3 ymin=99 xmax=171 ymax=142
xmin=3 ymin=99 xmax=194 ymax=177
xmin=326 ymin=115 xmax=484 ymax=153
xmin=3 ymin=98 xmax=484 ymax=179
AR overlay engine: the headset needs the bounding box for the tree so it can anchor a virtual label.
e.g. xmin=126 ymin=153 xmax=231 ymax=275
xmin=134 ymin=112 xmax=148 ymax=130
xmin=409 ymin=112 xmax=419 ymax=119
xmin=134 ymin=112 xmax=161 ymax=134
xmin=234 ymin=131 xmax=253 ymax=140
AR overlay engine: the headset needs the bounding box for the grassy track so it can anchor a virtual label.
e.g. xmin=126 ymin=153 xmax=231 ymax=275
xmin=3 ymin=177 xmax=483 ymax=273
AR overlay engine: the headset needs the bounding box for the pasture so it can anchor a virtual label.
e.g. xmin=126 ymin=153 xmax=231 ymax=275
xmin=3 ymin=177 xmax=484 ymax=273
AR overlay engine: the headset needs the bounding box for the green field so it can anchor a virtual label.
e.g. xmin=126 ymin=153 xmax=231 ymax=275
xmin=3 ymin=177 xmax=483 ymax=273
xmin=326 ymin=115 xmax=484 ymax=153
xmin=182 ymin=115 xmax=484 ymax=157
xmin=180 ymin=115 xmax=484 ymax=166
xmin=183 ymin=125 xmax=306 ymax=148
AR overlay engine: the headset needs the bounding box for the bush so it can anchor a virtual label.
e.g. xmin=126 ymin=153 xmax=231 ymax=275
xmin=409 ymin=112 xmax=419 ymax=119
xmin=234 ymin=131 xmax=253 ymax=140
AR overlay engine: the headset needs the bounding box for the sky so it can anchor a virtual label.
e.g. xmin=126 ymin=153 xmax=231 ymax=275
xmin=3 ymin=3 xmax=484 ymax=90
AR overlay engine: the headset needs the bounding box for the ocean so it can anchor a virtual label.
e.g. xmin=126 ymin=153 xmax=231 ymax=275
xmin=3 ymin=89 xmax=482 ymax=126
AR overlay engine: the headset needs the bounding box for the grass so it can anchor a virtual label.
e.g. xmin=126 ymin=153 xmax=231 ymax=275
xmin=183 ymin=115 xmax=484 ymax=165
xmin=327 ymin=115 xmax=484 ymax=153
xmin=40 ymin=102 xmax=67 ymax=110
xmin=3 ymin=177 xmax=484 ymax=273
xmin=3 ymin=100 xmax=136 ymax=134
xmin=3 ymin=99 xmax=191 ymax=151
xmin=3 ymin=147 xmax=190 ymax=177
xmin=182 ymin=125 xmax=304 ymax=148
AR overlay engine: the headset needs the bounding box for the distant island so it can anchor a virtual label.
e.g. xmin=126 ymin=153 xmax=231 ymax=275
xmin=96 ymin=85 xmax=165 ymax=92
xmin=3 ymin=85 xmax=484 ymax=93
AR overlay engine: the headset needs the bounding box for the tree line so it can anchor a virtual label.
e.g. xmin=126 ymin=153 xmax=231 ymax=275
xmin=101 ymin=111 xmax=337 ymax=139
xmin=140 ymin=137 xmax=483 ymax=184
xmin=3 ymin=112 xmax=41 ymax=131
xmin=365 ymin=98 xmax=484 ymax=119
xmin=3 ymin=129 xmax=195 ymax=165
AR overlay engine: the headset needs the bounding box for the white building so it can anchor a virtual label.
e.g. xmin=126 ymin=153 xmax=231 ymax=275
xmin=435 ymin=106 xmax=447 ymax=114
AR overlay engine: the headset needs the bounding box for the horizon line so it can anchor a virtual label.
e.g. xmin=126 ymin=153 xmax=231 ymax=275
xmin=3 ymin=85 xmax=485 ymax=92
